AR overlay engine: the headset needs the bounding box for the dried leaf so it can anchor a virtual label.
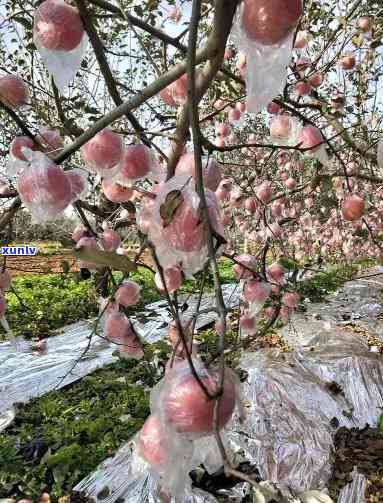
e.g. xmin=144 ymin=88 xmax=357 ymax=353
xmin=159 ymin=189 xmax=184 ymax=227
xmin=72 ymin=247 xmax=137 ymax=272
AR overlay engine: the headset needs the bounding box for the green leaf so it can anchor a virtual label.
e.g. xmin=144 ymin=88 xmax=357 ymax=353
xmin=279 ymin=257 xmax=299 ymax=271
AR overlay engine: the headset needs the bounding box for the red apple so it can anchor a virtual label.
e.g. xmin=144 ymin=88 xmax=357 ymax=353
xmin=224 ymin=47 xmax=233 ymax=60
xmin=242 ymin=0 xmax=302 ymax=46
xmin=308 ymin=72 xmax=323 ymax=88
xmin=81 ymin=128 xmax=123 ymax=174
xmin=294 ymin=80 xmax=311 ymax=96
xmin=216 ymin=123 xmax=231 ymax=137
xmin=267 ymin=102 xmax=281 ymax=115
xmin=163 ymin=365 xmax=236 ymax=436
xmin=285 ymin=177 xmax=297 ymax=189
xmin=168 ymin=6 xmax=181 ymax=22
xmin=341 ymin=195 xmax=365 ymax=221
xmin=33 ymin=0 xmax=84 ymax=51
xmin=228 ymin=107 xmax=241 ymax=122
xmin=257 ymin=181 xmax=272 ymax=203
xmin=0 ymin=75 xmax=29 ymax=109
xmin=357 ymin=16 xmax=372 ymax=32
xmin=245 ymin=197 xmax=257 ymax=213
xmin=339 ymin=55 xmax=356 ymax=70
xmin=294 ymin=30 xmax=308 ymax=49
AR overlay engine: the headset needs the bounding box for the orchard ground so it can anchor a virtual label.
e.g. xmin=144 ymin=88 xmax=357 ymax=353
xmin=1 ymin=250 xmax=382 ymax=501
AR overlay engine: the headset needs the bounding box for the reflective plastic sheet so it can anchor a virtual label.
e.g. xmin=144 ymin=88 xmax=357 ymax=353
xmin=337 ymin=471 xmax=366 ymax=503
xmin=226 ymin=331 xmax=383 ymax=497
xmin=75 ymin=437 xmax=220 ymax=503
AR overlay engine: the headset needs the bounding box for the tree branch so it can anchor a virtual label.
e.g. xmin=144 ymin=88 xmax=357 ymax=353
xmin=75 ymin=0 xmax=152 ymax=148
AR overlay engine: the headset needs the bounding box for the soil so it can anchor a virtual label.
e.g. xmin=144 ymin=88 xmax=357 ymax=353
xmin=4 ymin=253 xmax=79 ymax=276
xmin=3 ymin=249 xmax=152 ymax=277
xmin=328 ymin=425 xmax=383 ymax=502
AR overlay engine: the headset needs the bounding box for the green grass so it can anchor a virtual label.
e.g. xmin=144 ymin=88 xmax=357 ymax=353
xmin=297 ymin=260 xmax=373 ymax=303
xmin=1 ymin=274 xmax=99 ymax=340
xmin=0 ymin=339 xmax=170 ymax=502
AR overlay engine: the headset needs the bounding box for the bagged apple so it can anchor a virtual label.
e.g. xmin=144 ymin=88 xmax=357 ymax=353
xmin=33 ymin=0 xmax=88 ymax=91
xmin=0 ymin=74 xmax=29 ymax=110
xmin=66 ymin=168 xmax=88 ymax=201
xmin=175 ymin=153 xmax=222 ymax=191
xmin=17 ymin=151 xmax=73 ymax=222
xmin=154 ymin=265 xmax=183 ymax=294
xmin=115 ymin=280 xmax=141 ymax=307
xmin=81 ymin=128 xmax=123 ymax=179
xmin=231 ymin=0 xmax=303 ymax=113
xmin=104 ymin=311 xmax=144 ymax=360
xmin=148 ymin=175 xmax=225 ymax=277
xmin=151 ymin=358 xmax=237 ymax=439
xmin=135 ymin=412 xmax=195 ymax=498
xmin=7 ymin=136 xmax=38 ymax=177
xmin=114 ymin=144 xmax=163 ymax=185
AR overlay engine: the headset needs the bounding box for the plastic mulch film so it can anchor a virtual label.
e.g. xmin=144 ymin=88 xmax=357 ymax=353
xmin=337 ymin=470 xmax=367 ymax=503
xmin=74 ymin=438 xmax=220 ymax=503
xmin=225 ymin=330 xmax=383 ymax=498
xmin=295 ymin=330 xmax=383 ymax=426
xmin=0 ymin=284 xmax=239 ymax=431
